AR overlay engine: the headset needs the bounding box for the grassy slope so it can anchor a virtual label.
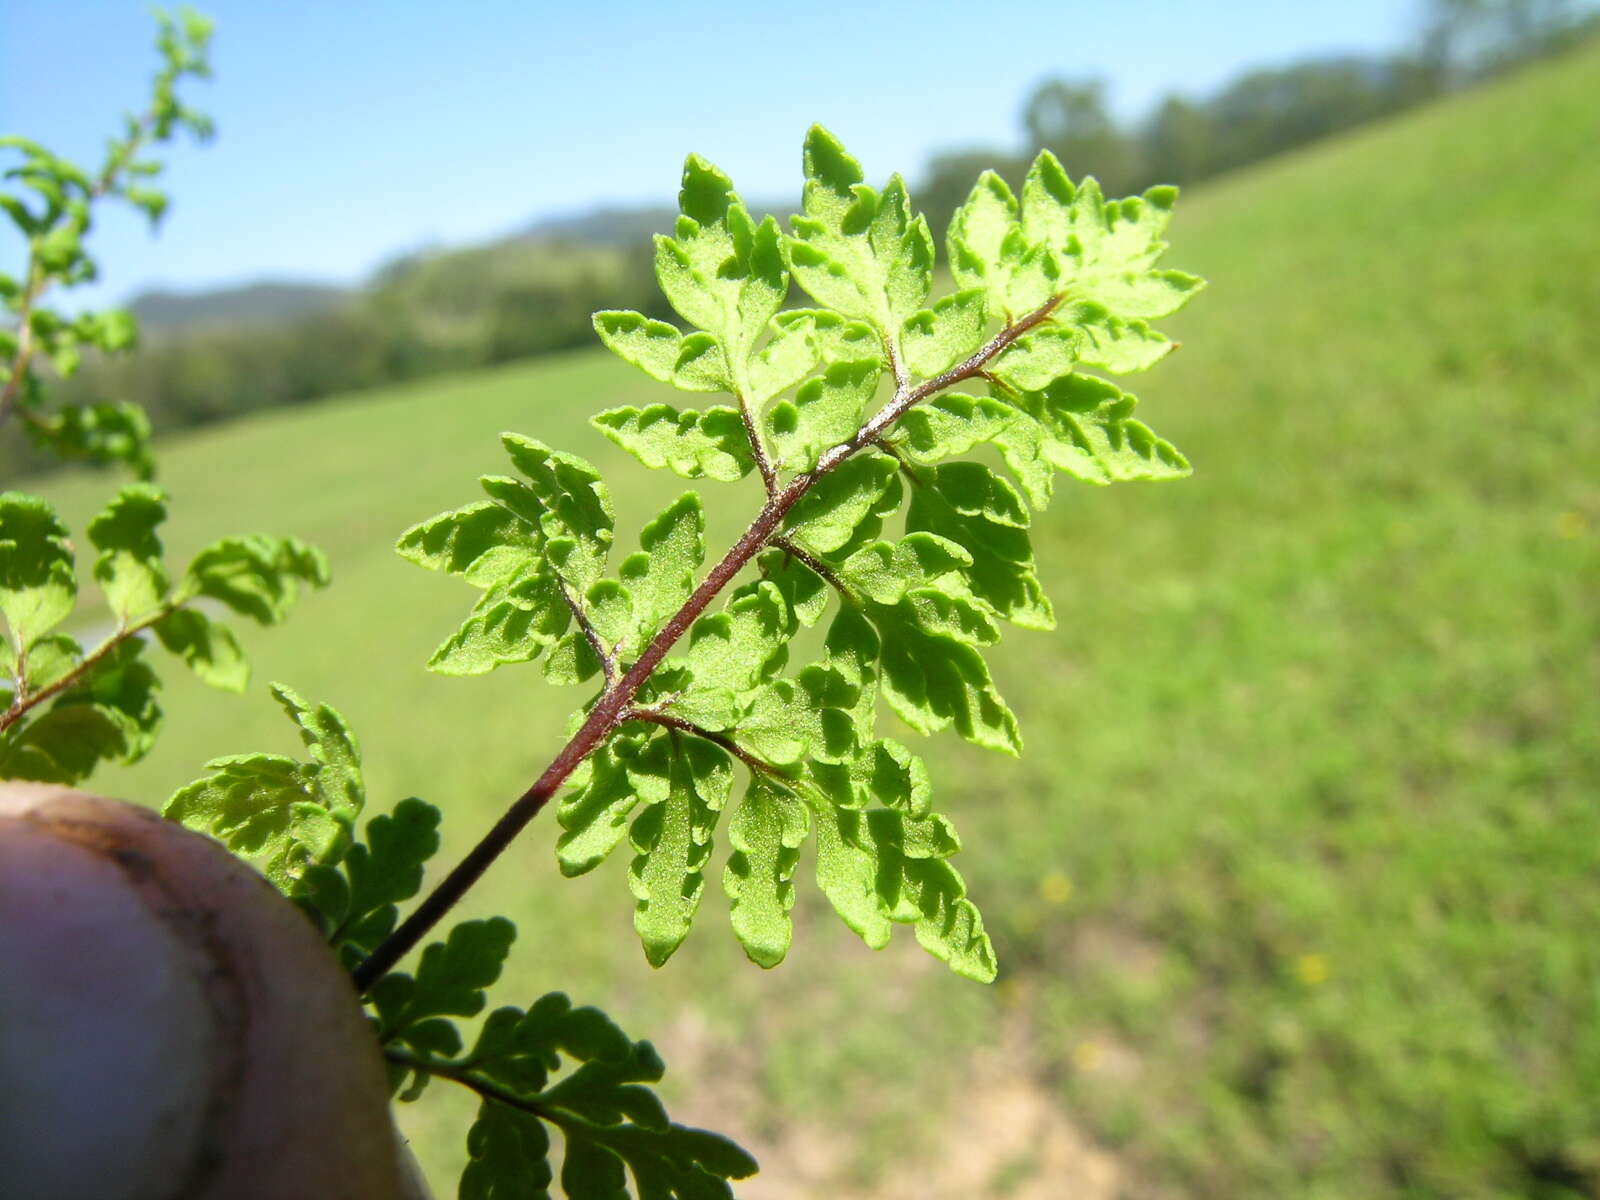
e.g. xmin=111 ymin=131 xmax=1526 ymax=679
xmin=32 ymin=41 xmax=1600 ymax=1198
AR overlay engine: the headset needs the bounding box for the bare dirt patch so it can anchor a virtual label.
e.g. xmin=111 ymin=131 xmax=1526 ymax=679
xmin=657 ymin=982 xmax=1143 ymax=1200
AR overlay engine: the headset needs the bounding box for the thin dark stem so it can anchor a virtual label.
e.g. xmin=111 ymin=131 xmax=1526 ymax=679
xmin=1 ymin=110 xmax=156 ymax=434
xmin=771 ymin=534 xmax=853 ymax=601
xmin=0 ymin=607 xmax=170 ymax=734
xmin=886 ymin=336 xmax=910 ymax=394
xmin=736 ymin=388 xmax=777 ymax=495
xmin=625 ymin=707 xmax=789 ymax=782
xmin=92 ymin=123 xmax=149 ymax=200
xmin=982 ymin=369 xmax=1023 ymax=403
xmin=870 ymin=437 xmax=924 ymax=492
xmin=351 ymin=293 xmax=1065 ymax=992
xmin=349 ymin=716 xmax=604 ymax=991
xmin=384 ymin=1048 xmax=554 ymax=1120
xmin=0 ymin=264 xmax=45 ymax=432
xmin=848 ymin=294 xmax=1060 ymax=451
xmin=557 ymin=579 xmax=615 ymax=686
xmin=388 ymin=1048 xmax=657 ymax=1143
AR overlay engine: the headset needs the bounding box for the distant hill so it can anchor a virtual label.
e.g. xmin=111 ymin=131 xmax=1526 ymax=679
xmin=112 ymin=196 xmax=779 ymax=339
xmin=513 ymin=198 xmax=792 ymax=248
xmin=127 ymin=280 xmax=353 ymax=332
xmin=514 ymin=204 xmax=679 ymax=248
xmin=115 ymin=209 xmax=681 ymax=339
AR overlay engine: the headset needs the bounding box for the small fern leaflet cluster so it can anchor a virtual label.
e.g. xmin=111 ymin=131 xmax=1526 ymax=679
xmin=0 ymin=486 xmax=326 ymax=785
xmin=1 ymin=7 xmax=213 ymax=473
xmin=170 ymin=697 xmax=755 ymax=1199
xmin=398 ymin=126 xmax=1203 ymax=986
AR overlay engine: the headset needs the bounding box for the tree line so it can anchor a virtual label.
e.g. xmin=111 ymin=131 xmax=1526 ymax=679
xmin=915 ymin=0 xmax=1595 ymax=235
xmin=6 ymin=240 xmax=669 ymax=477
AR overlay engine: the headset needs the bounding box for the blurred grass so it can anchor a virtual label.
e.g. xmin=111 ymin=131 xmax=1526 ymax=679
xmin=29 ymin=39 xmax=1600 ymax=1198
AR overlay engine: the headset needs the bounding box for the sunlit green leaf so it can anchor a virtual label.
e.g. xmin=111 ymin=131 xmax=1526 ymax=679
xmin=723 ymin=775 xmax=809 ymax=968
xmin=787 ymin=127 xmax=933 ymax=335
xmin=593 ymin=404 xmax=754 ymax=483
xmin=155 ymin=607 xmax=247 ymax=691
xmin=891 ymin=393 xmax=1014 ymax=464
xmin=783 ymin=452 xmax=900 ymax=556
xmin=900 ymin=288 xmax=988 ymax=378
xmin=163 ymin=685 xmax=365 ymax=891
xmin=0 ymin=640 xmax=160 ymax=784
xmin=87 ymin=483 xmax=169 ymax=623
xmin=765 ymin=357 xmax=880 ymax=473
xmin=0 ymin=492 xmax=76 ymax=651
xmin=995 ymin=372 xmax=1190 ymax=486
xmin=594 ymin=310 xmax=732 ymax=392
xmin=183 ymin=534 xmax=329 ymax=625
xmin=620 ymin=493 xmax=706 ymax=643
xmin=629 ymin=735 xmax=732 ymax=966
xmin=653 ymin=155 xmax=786 ymax=363
xmin=680 ymin=581 xmax=789 ymax=696
xmin=905 ymin=464 xmax=1053 ymax=631
xmin=557 ymin=736 xmax=648 ymax=878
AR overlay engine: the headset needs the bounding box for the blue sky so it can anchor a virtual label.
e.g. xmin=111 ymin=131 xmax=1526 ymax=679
xmin=1 ymin=0 xmax=1417 ymax=308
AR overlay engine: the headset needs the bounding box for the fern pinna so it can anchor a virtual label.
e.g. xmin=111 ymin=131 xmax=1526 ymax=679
xmin=159 ymin=126 xmax=1202 ymax=1199
xmin=372 ymin=126 xmax=1201 ymax=984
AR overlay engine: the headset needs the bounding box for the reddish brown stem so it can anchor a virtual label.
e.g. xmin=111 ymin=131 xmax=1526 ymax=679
xmin=1 ymin=112 xmax=160 ymax=435
xmin=626 ymin=707 xmax=790 ymax=782
xmin=0 ymin=266 xmax=45 ymax=432
xmin=383 ymin=1047 xmax=557 ymax=1120
xmin=350 ymin=293 xmax=1063 ymax=992
xmin=556 ymin=579 xmax=616 ymax=686
xmin=735 ymin=387 xmax=778 ymax=496
xmin=772 ymin=535 xmax=854 ymax=601
xmin=0 ymin=608 xmax=171 ymax=735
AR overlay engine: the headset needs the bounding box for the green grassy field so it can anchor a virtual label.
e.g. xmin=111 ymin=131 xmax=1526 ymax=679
xmin=29 ymin=41 xmax=1600 ymax=1198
